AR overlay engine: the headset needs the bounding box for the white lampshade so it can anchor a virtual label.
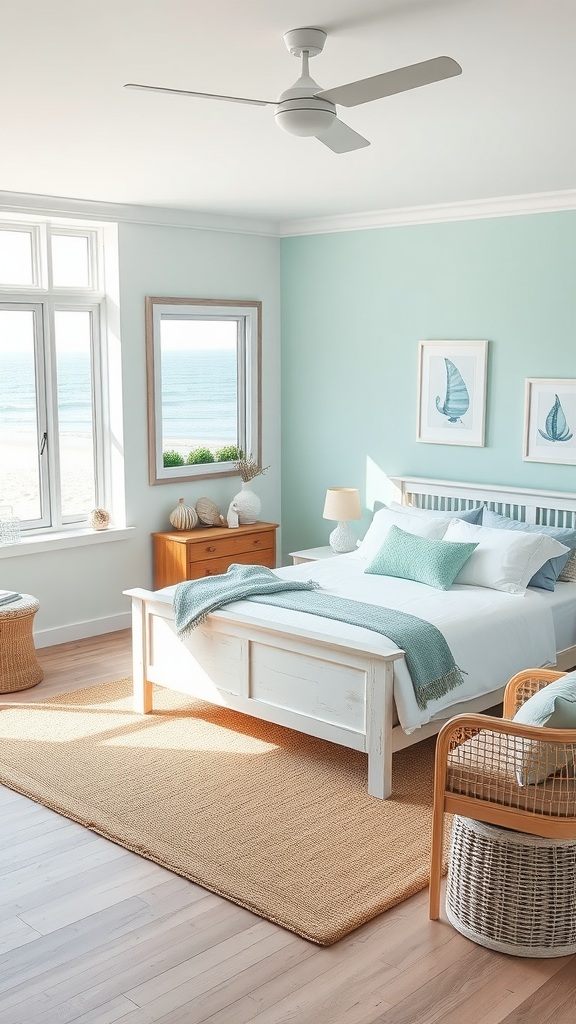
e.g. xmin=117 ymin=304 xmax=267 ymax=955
xmin=323 ymin=488 xmax=362 ymax=522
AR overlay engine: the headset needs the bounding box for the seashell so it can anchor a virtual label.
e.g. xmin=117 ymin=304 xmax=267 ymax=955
xmin=538 ymin=395 xmax=573 ymax=443
xmin=169 ymin=498 xmax=198 ymax=531
xmin=91 ymin=508 xmax=110 ymax=531
xmin=436 ymin=358 xmax=470 ymax=423
xmin=195 ymin=497 xmax=222 ymax=526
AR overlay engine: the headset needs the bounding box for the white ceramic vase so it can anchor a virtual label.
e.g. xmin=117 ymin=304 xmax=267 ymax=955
xmin=233 ymin=481 xmax=261 ymax=524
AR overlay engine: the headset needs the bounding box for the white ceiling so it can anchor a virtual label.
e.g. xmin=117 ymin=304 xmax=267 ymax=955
xmin=2 ymin=0 xmax=575 ymax=225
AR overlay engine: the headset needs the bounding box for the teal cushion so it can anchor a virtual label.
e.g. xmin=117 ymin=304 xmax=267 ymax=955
xmin=514 ymin=672 xmax=576 ymax=730
xmin=512 ymin=672 xmax=576 ymax=785
xmin=482 ymin=509 xmax=576 ymax=591
xmin=364 ymin=525 xmax=478 ymax=590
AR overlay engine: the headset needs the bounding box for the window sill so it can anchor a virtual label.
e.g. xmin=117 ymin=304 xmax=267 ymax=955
xmin=0 ymin=525 xmax=135 ymax=559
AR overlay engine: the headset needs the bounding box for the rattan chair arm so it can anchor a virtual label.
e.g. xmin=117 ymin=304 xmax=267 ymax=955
xmin=434 ymin=711 xmax=576 ymax=786
xmin=503 ymin=668 xmax=566 ymax=718
xmin=438 ymin=711 xmax=576 ymax=746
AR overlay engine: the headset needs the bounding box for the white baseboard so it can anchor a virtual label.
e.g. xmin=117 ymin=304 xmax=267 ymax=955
xmin=34 ymin=612 xmax=131 ymax=649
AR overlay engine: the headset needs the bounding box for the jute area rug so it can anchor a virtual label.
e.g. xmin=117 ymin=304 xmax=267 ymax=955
xmin=0 ymin=679 xmax=445 ymax=945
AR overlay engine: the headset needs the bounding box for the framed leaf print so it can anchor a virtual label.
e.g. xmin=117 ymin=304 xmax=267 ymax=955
xmin=524 ymin=378 xmax=576 ymax=465
xmin=417 ymin=340 xmax=488 ymax=447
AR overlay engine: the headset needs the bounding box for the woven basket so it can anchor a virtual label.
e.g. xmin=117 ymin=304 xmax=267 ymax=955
xmin=0 ymin=595 xmax=43 ymax=693
xmin=446 ymin=815 xmax=576 ymax=957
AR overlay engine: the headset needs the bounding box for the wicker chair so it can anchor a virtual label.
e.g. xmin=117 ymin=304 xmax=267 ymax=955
xmin=429 ymin=668 xmax=576 ymax=922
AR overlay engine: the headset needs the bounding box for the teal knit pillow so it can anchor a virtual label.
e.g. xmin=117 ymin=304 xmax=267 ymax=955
xmin=365 ymin=525 xmax=478 ymax=590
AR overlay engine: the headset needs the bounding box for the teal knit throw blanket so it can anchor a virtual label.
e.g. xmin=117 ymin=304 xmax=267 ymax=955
xmin=173 ymin=564 xmax=463 ymax=711
xmin=174 ymin=564 xmax=321 ymax=637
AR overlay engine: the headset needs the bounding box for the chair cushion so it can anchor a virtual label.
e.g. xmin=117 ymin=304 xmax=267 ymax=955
xmin=512 ymin=672 xmax=576 ymax=785
xmin=446 ymin=730 xmax=576 ymax=817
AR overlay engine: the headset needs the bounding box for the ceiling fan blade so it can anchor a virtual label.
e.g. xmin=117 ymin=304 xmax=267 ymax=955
xmin=317 ymin=56 xmax=462 ymax=108
xmin=123 ymin=83 xmax=274 ymax=107
xmin=316 ymin=118 xmax=370 ymax=154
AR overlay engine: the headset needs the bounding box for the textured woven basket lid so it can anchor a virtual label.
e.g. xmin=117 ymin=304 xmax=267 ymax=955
xmin=0 ymin=594 xmax=40 ymax=619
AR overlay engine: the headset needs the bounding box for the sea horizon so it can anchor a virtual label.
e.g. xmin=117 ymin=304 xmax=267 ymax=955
xmin=0 ymin=348 xmax=238 ymax=447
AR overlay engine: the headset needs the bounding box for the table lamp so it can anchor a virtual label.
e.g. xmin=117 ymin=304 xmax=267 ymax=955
xmin=323 ymin=487 xmax=362 ymax=553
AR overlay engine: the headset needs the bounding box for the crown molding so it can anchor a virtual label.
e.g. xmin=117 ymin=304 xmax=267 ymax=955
xmin=0 ymin=190 xmax=280 ymax=237
xmin=2 ymin=187 xmax=575 ymax=241
xmin=279 ymin=189 xmax=576 ymax=237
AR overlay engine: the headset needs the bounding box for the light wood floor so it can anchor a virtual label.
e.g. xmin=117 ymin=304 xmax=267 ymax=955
xmin=1 ymin=631 xmax=575 ymax=1024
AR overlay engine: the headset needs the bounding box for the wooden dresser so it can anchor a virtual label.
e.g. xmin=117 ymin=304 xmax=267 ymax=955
xmin=152 ymin=521 xmax=279 ymax=590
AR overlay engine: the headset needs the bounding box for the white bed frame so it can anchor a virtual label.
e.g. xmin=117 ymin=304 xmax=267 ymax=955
xmin=125 ymin=478 xmax=576 ymax=799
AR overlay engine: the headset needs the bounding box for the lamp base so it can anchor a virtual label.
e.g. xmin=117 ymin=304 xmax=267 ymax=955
xmin=328 ymin=521 xmax=357 ymax=553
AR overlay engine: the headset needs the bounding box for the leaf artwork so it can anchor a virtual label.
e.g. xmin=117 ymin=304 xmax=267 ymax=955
xmin=435 ymin=359 xmax=470 ymax=423
xmin=538 ymin=395 xmax=573 ymax=443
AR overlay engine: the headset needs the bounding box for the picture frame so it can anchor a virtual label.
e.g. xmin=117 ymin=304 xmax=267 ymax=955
xmin=417 ymin=340 xmax=488 ymax=447
xmin=523 ymin=378 xmax=576 ymax=465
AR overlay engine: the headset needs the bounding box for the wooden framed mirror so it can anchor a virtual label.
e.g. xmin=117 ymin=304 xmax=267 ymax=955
xmin=145 ymin=297 xmax=261 ymax=485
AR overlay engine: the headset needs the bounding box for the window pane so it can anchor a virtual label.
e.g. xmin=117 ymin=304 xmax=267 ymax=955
xmin=54 ymin=310 xmax=96 ymax=516
xmin=52 ymin=234 xmax=90 ymax=287
xmin=160 ymin=318 xmax=238 ymax=465
xmin=0 ymin=309 xmax=42 ymax=521
xmin=0 ymin=230 xmax=34 ymax=285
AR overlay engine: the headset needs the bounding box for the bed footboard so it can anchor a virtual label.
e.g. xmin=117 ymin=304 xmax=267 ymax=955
xmin=125 ymin=588 xmax=404 ymax=799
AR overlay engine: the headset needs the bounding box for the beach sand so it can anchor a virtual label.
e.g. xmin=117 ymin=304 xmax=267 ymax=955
xmin=0 ymin=433 xmax=233 ymax=524
xmin=0 ymin=432 xmax=95 ymax=522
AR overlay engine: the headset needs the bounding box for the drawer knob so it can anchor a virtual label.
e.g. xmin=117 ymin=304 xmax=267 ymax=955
xmin=206 ymin=545 xmax=216 ymax=552
xmin=204 ymin=568 xmax=214 ymax=575
xmin=253 ymin=539 xmax=260 ymax=545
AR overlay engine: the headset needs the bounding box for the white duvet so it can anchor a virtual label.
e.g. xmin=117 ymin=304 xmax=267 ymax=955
xmin=208 ymin=553 xmax=558 ymax=734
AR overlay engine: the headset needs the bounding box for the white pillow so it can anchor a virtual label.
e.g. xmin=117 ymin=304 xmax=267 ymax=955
xmin=444 ymin=519 xmax=570 ymax=595
xmin=352 ymin=507 xmax=451 ymax=562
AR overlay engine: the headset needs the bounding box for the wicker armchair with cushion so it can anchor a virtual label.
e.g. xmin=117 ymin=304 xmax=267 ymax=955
xmin=429 ymin=668 xmax=576 ymax=924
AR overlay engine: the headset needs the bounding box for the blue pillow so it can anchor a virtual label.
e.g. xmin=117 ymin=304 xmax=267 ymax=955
xmin=364 ymin=525 xmax=478 ymax=590
xmin=386 ymin=501 xmax=483 ymax=525
xmin=481 ymin=509 xmax=576 ymax=591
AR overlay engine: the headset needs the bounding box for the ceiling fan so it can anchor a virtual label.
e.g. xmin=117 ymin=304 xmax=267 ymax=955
xmin=124 ymin=27 xmax=462 ymax=154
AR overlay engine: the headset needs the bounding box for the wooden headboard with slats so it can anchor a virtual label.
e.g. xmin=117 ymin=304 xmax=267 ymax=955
xmin=390 ymin=477 xmax=576 ymax=529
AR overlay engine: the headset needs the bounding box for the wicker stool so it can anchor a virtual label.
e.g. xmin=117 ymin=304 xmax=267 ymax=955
xmin=0 ymin=595 xmax=44 ymax=693
xmin=446 ymin=815 xmax=576 ymax=957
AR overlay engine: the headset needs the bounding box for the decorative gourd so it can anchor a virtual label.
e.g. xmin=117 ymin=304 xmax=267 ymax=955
xmin=169 ymin=498 xmax=198 ymax=531
xmin=195 ymin=497 xmax=222 ymax=526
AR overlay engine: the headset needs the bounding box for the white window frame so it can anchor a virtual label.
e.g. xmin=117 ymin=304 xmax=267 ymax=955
xmin=0 ymin=215 xmax=122 ymax=537
xmin=145 ymin=297 xmax=262 ymax=485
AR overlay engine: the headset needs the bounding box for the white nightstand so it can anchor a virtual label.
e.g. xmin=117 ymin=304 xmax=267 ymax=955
xmin=288 ymin=545 xmax=338 ymax=565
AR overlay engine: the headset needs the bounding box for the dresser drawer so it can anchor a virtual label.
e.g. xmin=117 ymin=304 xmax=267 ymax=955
xmin=152 ymin=521 xmax=278 ymax=589
xmin=191 ymin=530 xmax=276 ymax=561
xmin=189 ymin=546 xmax=275 ymax=579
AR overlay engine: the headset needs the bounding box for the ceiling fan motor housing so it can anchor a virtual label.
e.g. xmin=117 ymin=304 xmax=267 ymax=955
xmin=275 ymin=96 xmax=336 ymax=137
xmin=275 ymin=75 xmax=336 ymax=137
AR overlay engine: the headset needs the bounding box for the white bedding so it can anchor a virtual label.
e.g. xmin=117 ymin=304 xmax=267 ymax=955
xmin=158 ymin=553 xmax=565 ymax=735
xmin=533 ymin=581 xmax=576 ymax=652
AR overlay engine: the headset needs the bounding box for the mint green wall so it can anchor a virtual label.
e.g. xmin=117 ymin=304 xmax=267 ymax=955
xmin=280 ymin=211 xmax=576 ymax=557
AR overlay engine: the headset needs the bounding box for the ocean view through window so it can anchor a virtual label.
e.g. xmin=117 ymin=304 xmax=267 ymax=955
xmin=0 ymin=216 xmax=121 ymax=536
xmin=146 ymin=298 xmax=261 ymax=484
